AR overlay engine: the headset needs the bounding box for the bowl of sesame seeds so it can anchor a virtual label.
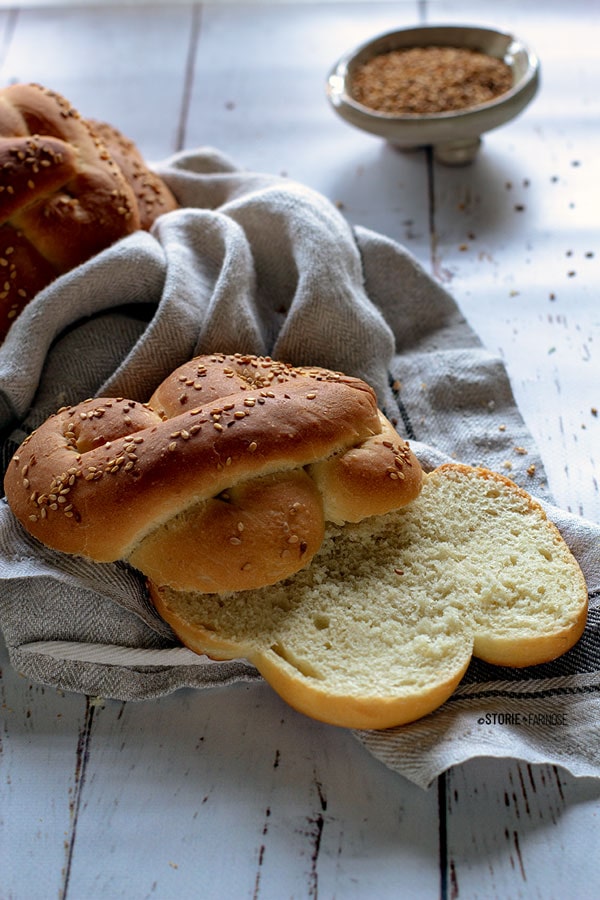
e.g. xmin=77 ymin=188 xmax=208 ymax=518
xmin=326 ymin=24 xmax=540 ymax=165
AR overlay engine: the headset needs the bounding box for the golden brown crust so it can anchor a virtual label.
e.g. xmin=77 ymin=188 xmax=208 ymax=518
xmin=258 ymin=652 xmax=468 ymax=730
xmin=147 ymin=353 xmax=423 ymax=531
xmin=473 ymin=615 xmax=589 ymax=667
xmin=146 ymin=353 xmax=376 ymax=415
xmin=4 ymin=374 xmax=380 ymax=559
xmin=0 ymin=82 xmax=177 ymax=340
xmin=131 ymin=469 xmax=326 ymax=592
xmin=87 ymin=119 xmax=178 ymax=230
xmin=4 ymin=354 xmax=423 ymax=591
xmin=0 ymin=221 xmax=58 ymax=336
xmin=310 ymin=412 xmax=423 ymax=523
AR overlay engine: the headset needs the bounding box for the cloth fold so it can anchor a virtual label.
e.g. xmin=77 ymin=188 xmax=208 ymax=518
xmin=0 ymin=147 xmax=598 ymax=789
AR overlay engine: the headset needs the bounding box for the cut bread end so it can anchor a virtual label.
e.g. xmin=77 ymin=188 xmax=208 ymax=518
xmin=148 ymin=464 xmax=588 ymax=730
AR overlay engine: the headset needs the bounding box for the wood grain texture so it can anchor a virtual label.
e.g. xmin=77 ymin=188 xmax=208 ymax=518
xmin=61 ymin=682 xmax=441 ymax=898
xmin=444 ymin=759 xmax=600 ymax=899
xmin=0 ymin=634 xmax=90 ymax=898
xmin=0 ymin=5 xmax=193 ymax=159
xmin=426 ymin=0 xmax=600 ymax=525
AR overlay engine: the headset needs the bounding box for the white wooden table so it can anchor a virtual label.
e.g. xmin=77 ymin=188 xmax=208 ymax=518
xmin=1 ymin=2 xmax=599 ymax=897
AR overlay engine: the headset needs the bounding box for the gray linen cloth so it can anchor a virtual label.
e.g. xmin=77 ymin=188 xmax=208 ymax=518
xmin=0 ymin=147 xmax=598 ymax=789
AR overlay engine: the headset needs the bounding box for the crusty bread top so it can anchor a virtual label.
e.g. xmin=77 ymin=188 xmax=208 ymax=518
xmin=4 ymin=353 xmax=423 ymax=592
xmin=87 ymin=119 xmax=178 ymax=230
xmin=150 ymin=464 xmax=588 ymax=730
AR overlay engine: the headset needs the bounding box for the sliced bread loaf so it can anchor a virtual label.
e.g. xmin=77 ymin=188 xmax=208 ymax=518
xmin=149 ymin=464 xmax=588 ymax=730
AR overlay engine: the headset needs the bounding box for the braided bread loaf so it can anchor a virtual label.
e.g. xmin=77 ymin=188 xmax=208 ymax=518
xmin=0 ymin=82 xmax=178 ymax=340
xmin=4 ymin=353 xmax=423 ymax=593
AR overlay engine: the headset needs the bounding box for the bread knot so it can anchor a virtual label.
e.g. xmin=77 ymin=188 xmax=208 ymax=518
xmin=4 ymin=354 xmax=423 ymax=592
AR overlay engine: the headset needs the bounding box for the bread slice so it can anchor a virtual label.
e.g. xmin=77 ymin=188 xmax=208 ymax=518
xmin=149 ymin=464 xmax=588 ymax=730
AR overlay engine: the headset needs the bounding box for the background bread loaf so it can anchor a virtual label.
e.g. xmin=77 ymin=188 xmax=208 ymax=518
xmin=0 ymin=82 xmax=178 ymax=340
xmin=87 ymin=119 xmax=178 ymax=231
xmin=150 ymin=464 xmax=589 ymax=730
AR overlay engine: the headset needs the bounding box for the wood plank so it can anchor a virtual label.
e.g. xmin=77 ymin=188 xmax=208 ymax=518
xmin=0 ymin=633 xmax=89 ymax=899
xmin=0 ymin=10 xmax=17 ymax=71
xmin=444 ymin=759 xmax=600 ymax=896
xmin=0 ymin=5 xmax=194 ymax=159
xmin=426 ymin=0 xmax=600 ymax=523
xmin=66 ymin=682 xmax=442 ymax=898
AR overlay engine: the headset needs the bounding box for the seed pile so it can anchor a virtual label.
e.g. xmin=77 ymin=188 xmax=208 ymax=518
xmin=351 ymin=45 xmax=513 ymax=115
